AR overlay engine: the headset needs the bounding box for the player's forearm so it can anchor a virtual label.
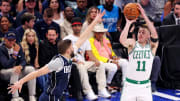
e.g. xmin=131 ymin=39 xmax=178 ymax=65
xmin=75 ymin=19 xmax=99 ymax=49
xmin=19 ymin=66 xmax=50 ymax=85
xmin=144 ymin=15 xmax=158 ymax=38
xmin=120 ymin=22 xmax=131 ymax=44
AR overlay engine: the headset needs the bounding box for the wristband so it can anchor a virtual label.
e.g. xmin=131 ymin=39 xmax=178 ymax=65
xmin=13 ymin=51 xmax=18 ymax=55
xmin=150 ymin=37 xmax=159 ymax=43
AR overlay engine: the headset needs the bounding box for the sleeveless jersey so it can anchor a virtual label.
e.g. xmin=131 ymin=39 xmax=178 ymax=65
xmin=45 ymin=54 xmax=72 ymax=98
xmin=126 ymin=41 xmax=154 ymax=81
xmin=98 ymin=5 xmax=119 ymax=32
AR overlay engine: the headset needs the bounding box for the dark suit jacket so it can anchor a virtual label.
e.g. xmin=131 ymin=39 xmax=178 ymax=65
xmin=162 ymin=13 xmax=176 ymax=25
xmin=0 ymin=43 xmax=26 ymax=70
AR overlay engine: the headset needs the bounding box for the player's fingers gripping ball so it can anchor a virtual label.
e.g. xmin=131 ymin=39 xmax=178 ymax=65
xmin=124 ymin=3 xmax=140 ymax=20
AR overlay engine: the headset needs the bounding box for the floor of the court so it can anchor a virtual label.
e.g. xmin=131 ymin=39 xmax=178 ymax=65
xmin=66 ymin=88 xmax=180 ymax=101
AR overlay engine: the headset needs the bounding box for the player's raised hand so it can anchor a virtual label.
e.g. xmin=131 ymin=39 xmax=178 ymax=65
xmin=8 ymin=81 xmax=23 ymax=94
xmin=137 ymin=3 xmax=146 ymax=18
xmin=125 ymin=16 xmax=137 ymax=25
xmin=94 ymin=10 xmax=106 ymax=23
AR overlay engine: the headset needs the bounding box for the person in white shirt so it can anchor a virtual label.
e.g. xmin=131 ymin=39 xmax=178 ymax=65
xmin=64 ymin=17 xmax=111 ymax=100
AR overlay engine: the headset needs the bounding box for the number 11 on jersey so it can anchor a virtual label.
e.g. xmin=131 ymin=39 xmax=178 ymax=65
xmin=136 ymin=61 xmax=146 ymax=71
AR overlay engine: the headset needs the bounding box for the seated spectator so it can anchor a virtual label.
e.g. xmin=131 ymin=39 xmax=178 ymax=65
xmin=163 ymin=0 xmax=180 ymax=18
xmin=163 ymin=1 xmax=180 ymax=25
xmin=42 ymin=0 xmax=65 ymax=14
xmin=17 ymin=0 xmax=43 ymax=14
xmin=81 ymin=6 xmax=99 ymax=36
xmin=0 ymin=16 xmax=16 ymax=42
xmin=89 ymin=23 xmax=128 ymax=85
xmin=74 ymin=0 xmax=88 ymax=22
xmin=98 ymin=0 xmax=123 ymax=42
xmin=139 ymin=0 xmax=161 ymax=21
xmin=16 ymin=13 xmax=35 ymax=43
xmin=64 ymin=17 xmax=111 ymax=100
xmin=39 ymin=27 xmax=83 ymax=101
xmin=60 ymin=6 xmax=74 ymax=38
xmin=34 ymin=8 xmax=61 ymax=41
xmin=16 ymin=0 xmax=42 ymax=27
xmin=0 ymin=0 xmax=16 ymax=28
xmin=0 ymin=31 xmax=36 ymax=101
xmin=48 ymin=0 xmax=64 ymax=26
xmin=21 ymin=29 xmax=39 ymax=68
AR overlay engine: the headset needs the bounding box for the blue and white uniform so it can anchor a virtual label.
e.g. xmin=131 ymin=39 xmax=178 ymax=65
xmin=39 ymin=54 xmax=72 ymax=101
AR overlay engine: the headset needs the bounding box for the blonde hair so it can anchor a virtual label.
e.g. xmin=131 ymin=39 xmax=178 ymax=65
xmin=85 ymin=6 xmax=99 ymax=24
xmin=21 ymin=29 xmax=39 ymax=64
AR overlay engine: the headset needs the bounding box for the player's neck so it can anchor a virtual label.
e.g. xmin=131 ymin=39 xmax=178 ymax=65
xmin=62 ymin=53 xmax=70 ymax=60
xmin=138 ymin=41 xmax=147 ymax=47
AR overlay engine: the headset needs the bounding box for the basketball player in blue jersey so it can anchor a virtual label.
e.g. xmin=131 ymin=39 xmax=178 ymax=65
xmin=119 ymin=4 xmax=158 ymax=101
xmin=8 ymin=11 xmax=105 ymax=101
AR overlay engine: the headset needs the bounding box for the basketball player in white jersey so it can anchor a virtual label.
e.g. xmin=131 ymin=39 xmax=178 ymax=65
xmin=119 ymin=4 xmax=158 ymax=101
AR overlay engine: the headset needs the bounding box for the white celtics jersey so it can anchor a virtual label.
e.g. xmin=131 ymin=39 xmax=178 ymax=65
xmin=126 ymin=41 xmax=154 ymax=81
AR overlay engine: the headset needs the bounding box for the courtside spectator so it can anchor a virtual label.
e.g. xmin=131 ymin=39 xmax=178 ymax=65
xmin=0 ymin=31 xmax=36 ymax=101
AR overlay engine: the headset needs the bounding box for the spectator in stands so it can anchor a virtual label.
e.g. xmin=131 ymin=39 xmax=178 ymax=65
xmin=16 ymin=13 xmax=35 ymax=43
xmin=60 ymin=6 xmax=74 ymax=38
xmin=16 ymin=0 xmax=42 ymax=27
xmin=48 ymin=0 xmax=64 ymax=26
xmin=17 ymin=0 xmax=43 ymax=14
xmin=114 ymin=0 xmax=136 ymax=10
xmin=89 ymin=23 xmax=128 ymax=86
xmin=0 ymin=31 xmax=36 ymax=101
xmin=81 ymin=6 xmax=98 ymax=35
xmin=74 ymin=0 xmax=88 ymax=22
xmin=34 ymin=8 xmax=61 ymax=41
xmin=37 ymin=27 xmax=58 ymax=93
xmin=98 ymin=0 xmax=122 ymax=42
xmin=163 ymin=1 xmax=180 ymax=25
xmin=64 ymin=17 xmax=111 ymax=101
xmin=139 ymin=0 xmax=160 ymax=21
xmin=42 ymin=0 xmax=65 ymax=14
xmin=0 ymin=16 xmax=16 ymax=42
xmin=0 ymin=0 xmax=16 ymax=28
xmin=38 ymin=27 xmax=58 ymax=68
xmin=21 ymin=29 xmax=39 ymax=69
xmin=39 ymin=26 xmax=83 ymax=101
xmin=163 ymin=0 xmax=180 ymax=18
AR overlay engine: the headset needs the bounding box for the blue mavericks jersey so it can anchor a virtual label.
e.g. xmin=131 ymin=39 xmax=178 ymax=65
xmin=45 ymin=54 xmax=72 ymax=99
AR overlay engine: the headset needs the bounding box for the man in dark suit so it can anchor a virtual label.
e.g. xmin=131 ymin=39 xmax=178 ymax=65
xmin=163 ymin=2 xmax=180 ymax=25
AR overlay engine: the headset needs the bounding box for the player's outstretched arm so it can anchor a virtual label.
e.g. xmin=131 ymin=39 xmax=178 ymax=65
xmin=120 ymin=18 xmax=136 ymax=50
xmin=8 ymin=66 xmax=50 ymax=94
xmin=137 ymin=4 xmax=159 ymax=54
xmin=137 ymin=4 xmax=158 ymax=39
xmin=75 ymin=10 xmax=105 ymax=49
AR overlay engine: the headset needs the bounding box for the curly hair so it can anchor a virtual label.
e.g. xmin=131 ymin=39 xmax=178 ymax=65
xmin=21 ymin=29 xmax=39 ymax=64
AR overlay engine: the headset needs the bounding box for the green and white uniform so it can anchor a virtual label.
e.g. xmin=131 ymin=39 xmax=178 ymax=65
xmin=121 ymin=41 xmax=154 ymax=101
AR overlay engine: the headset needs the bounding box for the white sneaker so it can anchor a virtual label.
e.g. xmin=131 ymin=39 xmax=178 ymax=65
xmin=98 ymin=88 xmax=111 ymax=98
xmin=11 ymin=97 xmax=24 ymax=101
xmin=86 ymin=91 xmax=98 ymax=100
xmin=29 ymin=96 xmax=36 ymax=101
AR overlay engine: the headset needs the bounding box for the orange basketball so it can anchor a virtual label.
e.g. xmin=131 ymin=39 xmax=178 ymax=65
xmin=123 ymin=3 xmax=140 ymax=20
